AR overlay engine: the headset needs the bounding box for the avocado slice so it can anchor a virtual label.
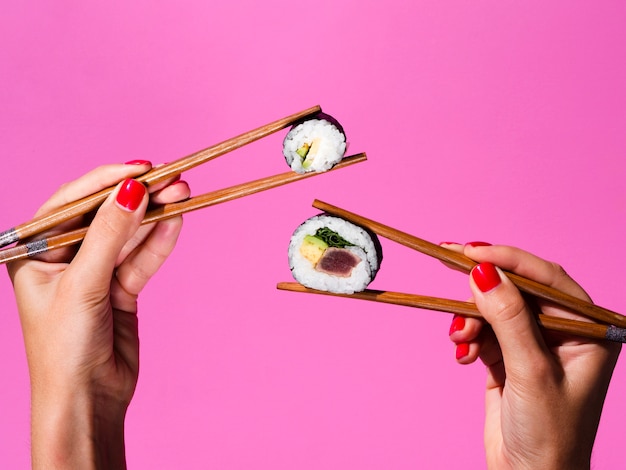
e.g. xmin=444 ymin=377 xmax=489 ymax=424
xmin=296 ymin=143 xmax=310 ymax=159
xmin=301 ymin=138 xmax=321 ymax=169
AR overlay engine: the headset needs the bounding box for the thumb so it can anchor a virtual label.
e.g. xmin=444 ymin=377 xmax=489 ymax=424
xmin=470 ymin=262 xmax=551 ymax=376
xmin=68 ymin=179 xmax=147 ymax=291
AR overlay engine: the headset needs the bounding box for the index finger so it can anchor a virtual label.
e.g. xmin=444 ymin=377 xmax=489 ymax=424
xmin=35 ymin=162 xmax=152 ymax=218
xmin=464 ymin=244 xmax=591 ymax=307
xmin=12 ymin=163 xmax=153 ymax=265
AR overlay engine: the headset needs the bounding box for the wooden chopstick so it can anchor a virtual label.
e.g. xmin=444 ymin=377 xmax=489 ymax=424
xmin=0 ymin=154 xmax=366 ymax=265
xmin=276 ymin=282 xmax=626 ymax=343
xmin=0 ymin=105 xmax=322 ymax=249
xmin=310 ymin=199 xmax=626 ymax=328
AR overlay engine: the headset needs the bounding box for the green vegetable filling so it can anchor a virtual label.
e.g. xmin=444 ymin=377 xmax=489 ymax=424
xmin=313 ymin=227 xmax=354 ymax=248
xmin=296 ymin=143 xmax=310 ymax=159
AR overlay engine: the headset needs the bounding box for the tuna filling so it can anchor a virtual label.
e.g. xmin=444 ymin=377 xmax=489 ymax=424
xmin=315 ymin=247 xmax=361 ymax=277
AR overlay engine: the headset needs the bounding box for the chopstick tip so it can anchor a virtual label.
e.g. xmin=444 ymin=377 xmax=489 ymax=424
xmin=276 ymin=281 xmax=294 ymax=291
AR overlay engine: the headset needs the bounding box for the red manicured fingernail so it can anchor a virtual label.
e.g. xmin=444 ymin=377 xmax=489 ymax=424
xmin=449 ymin=315 xmax=465 ymax=335
xmin=125 ymin=159 xmax=151 ymax=165
xmin=471 ymin=262 xmax=501 ymax=292
xmin=466 ymin=241 xmax=492 ymax=247
xmin=440 ymin=241 xmax=460 ymax=246
xmin=456 ymin=343 xmax=470 ymax=360
xmin=116 ymin=179 xmax=145 ymax=211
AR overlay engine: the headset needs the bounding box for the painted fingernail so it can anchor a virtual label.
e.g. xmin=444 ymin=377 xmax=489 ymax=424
xmin=456 ymin=343 xmax=470 ymax=360
xmin=466 ymin=241 xmax=492 ymax=247
xmin=125 ymin=159 xmax=151 ymax=165
xmin=449 ymin=315 xmax=465 ymax=335
xmin=471 ymin=262 xmax=501 ymax=292
xmin=440 ymin=241 xmax=461 ymax=246
xmin=116 ymin=179 xmax=145 ymax=211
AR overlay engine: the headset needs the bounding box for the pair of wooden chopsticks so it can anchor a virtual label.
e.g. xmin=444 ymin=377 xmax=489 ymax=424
xmin=277 ymin=200 xmax=626 ymax=344
xmin=0 ymin=107 xmax=367 ymax=264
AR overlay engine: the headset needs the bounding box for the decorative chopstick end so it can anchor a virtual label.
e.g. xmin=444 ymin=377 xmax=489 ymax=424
xmin=26 ymin=239 xmax=49 ymax=257
xmin=0 ymin=228 xmax=18 ymax=248
xmin=606 ymin=325 xmax=626 ymax=344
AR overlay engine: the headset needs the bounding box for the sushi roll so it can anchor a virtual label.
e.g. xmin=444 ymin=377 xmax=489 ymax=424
xmin=288 ymin=214 xmax=382 ymax=294
xmin=282 ymin=113 xmax=347 ymax=174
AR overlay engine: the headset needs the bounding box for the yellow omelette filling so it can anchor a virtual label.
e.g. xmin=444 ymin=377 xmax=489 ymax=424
xmin=299 ymin=235 xmax=328 ymax=264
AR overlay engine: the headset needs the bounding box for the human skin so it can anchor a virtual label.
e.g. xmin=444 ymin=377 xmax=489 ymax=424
xmin=446 ymin=243 xmax=621 ymax=470
xmin=7 ymin=163 xmax=190 ymax=469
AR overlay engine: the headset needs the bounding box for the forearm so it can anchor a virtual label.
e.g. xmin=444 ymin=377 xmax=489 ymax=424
xmin=31 ymin=388 xmax=128 ymax=470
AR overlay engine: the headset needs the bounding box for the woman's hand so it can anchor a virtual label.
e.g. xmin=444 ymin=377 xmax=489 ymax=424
xmin=7 ymin=162 xmax=190 ymax=469
xmin=446 ymin=243 xmax=620 ymax=470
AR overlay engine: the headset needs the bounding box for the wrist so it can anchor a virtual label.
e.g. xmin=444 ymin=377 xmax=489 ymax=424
xmin=30 ymin=385 xmax=128 ymax=470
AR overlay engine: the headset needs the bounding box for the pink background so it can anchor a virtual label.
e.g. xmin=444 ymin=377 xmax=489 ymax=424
xmin=1 ymin=1 xmax=625 ymax=468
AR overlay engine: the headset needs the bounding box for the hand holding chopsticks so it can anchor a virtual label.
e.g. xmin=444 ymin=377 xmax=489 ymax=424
xmin=6 ymin=162 xmax=190 ymax=469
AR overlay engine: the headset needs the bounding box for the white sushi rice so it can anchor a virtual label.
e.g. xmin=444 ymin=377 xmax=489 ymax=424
xmin=283 ymin=118 xmax=347 ymax=174
xmin=288 ymin=215 xmax=380 ymax=294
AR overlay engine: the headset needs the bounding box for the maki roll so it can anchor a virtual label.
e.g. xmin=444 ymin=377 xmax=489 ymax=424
xmin=288 ymin=214 xmax=382 ymax=294
xmin=282 ymin=113 xmax=347 ymax=174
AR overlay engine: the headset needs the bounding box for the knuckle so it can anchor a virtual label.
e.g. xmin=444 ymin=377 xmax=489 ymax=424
xmin=548 ymin=261 xmax=569 ymax=279
xmin=130 ymin=262 xmax=152 ymax=284
xmin=491 ymin=296 xmax=527 ymax=324
xmin=143 ymin=245 xmax=169 ymax=272
xmin=131 ymin=246 xmax=167 ymax=284
xmin=96 ymin=212 xmax=126 ymax=239
xmin=53 ymin=181 xmax=75 ymax=206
